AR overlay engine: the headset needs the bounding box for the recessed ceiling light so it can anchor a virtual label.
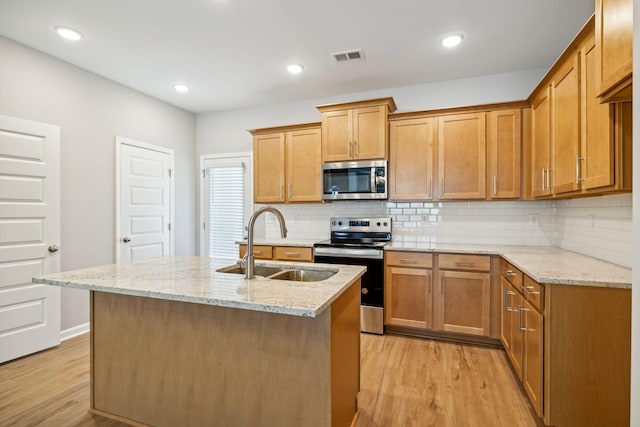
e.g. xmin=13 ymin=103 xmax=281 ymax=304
xmin=173 ymin=84 xmax=191 ymax=93
xmin=54 ymin=26 xmax=83 ymax=41
xmin=286 ymin=64 xmax=304 ymax=74
xmin=440 ymin=34 xmax=464 ymax=48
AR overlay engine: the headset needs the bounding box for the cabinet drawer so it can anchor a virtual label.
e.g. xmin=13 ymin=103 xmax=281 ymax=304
xmin=385 ymin=251 xmax=433 ymax=268
xmin=273 ymin=246 xmax=313 ymax=262
xmin=439 ymin=254 xmax=490 ymax=272
xmin=239 ymin=245 xmax=273 ymax=260
xmin=501 ymin=258 xmax=523 ymax=289
xmin=522 ymin=275 xmax=544 ymax=312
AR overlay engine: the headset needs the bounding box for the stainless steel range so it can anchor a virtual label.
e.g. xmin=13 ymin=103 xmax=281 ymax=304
xmin=313 ymin=217 xmax=391 ymax=334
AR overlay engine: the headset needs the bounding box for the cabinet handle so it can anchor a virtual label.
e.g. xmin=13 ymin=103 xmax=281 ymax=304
xmin=353 ymin=140 xmax=358 ymax=157
xmin=503 ymin=289 xmax=515 ymax=312
xmin=521 ymin=285 xmax=540 ymax=296
xmin=519 ymin=306 xmax=529 ymax=332
xmin=280 ymin=185 xmax=284 ymax=199
xmin=284 ymin=252 xmax=301 ymax=257
xmin=428 ymin=275 xmax=432 ymax=294
xmin=575 ymin=156 xmax=584 ymax=184
xmin=400 ymin=258 xmax=418 ymax=264
xmin=454 ymin=261 xmax=474 ymax=267
xmin=254 ymin=251 xmax=262 ymax=255
xmin=440 ymin=178 xmax=444 ymax=198
xmin=541 ymin=168 xmax=546 ymax=191
xmin=440 ymin=276 xmax=444 ymax=294
xmin=288 ymin=184 xmax=292 ymax=199
xmin=349 ymin=141 xmax=353 ymax=158
xmin=547 ymin=167 xmax=552 ymax=190
xmin=503 ymin=269 xmax=517 ymax=277
xmin=517 ymin=305 xmax=522 ymax=332
xmin=428 ymin=178 xmax=432 ymax=199
xmin=493 ymin=175 xmax=497 ymax=196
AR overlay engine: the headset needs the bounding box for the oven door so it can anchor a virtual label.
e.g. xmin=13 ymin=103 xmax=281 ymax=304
xmin=313 ymin=247 xmax=384 ymax=334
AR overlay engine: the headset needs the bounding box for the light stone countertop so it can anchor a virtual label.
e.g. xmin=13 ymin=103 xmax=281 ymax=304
xmin=385 ymin=243 xmax=631 ymax=289
xmin=32 ymin=256 xmax=365 ymax=317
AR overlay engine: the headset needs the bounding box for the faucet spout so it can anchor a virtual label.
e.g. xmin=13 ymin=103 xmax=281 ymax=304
xmin=245 ymin=207 xmax=287 ymax=279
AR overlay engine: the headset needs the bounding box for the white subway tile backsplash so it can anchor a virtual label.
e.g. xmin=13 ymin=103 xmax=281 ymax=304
xmin=258 ymin=193 xmax=632 ymax=268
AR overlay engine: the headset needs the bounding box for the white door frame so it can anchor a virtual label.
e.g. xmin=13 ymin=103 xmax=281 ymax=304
xmin=199 ymin=152 xmax=253 ymax=256
xmin=115 ymin=136 xmax=175 ymax=262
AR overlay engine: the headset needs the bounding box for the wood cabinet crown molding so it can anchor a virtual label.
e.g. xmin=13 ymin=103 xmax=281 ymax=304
xmin=388 ymin=101 xmax=529 ymax=121
xmin=248 ymin=121 xmax=321 ymax=135
xmin=315 ymin=97 xmax=397 ymax=113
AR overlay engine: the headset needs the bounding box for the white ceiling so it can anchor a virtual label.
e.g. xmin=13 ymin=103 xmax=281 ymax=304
xmin=0 ymin=0 xmax=595 ymax=114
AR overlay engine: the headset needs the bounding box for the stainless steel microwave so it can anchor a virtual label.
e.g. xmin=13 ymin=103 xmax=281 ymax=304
xmin=322 ymin=160 xmax=387 ymax=200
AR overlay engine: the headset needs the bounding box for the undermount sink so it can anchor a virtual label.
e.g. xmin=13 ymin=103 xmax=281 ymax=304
xmin=216 ymin=264 xmax=337 ymax=282
xmin=215 ymin=265 xmax=283 ymax=277
xmin=268 ymin=269 xmax=336 ymax=282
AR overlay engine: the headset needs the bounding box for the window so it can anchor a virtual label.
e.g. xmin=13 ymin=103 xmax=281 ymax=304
xmin=200 ymin=153 xmax=251 ymax=260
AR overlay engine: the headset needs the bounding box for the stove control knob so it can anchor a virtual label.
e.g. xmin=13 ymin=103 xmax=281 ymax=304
xmin=384 ymin=222 xmax=388 ymax=226
xmin=361 ymin=287 xmax=369 ymax=295
xmin=377 ymin=222 xmax=381 ymax=226
xmin=338 ymin=221 xmax=343 ymax=226
xmin=332 ymin=221 xmax=336 ymax=226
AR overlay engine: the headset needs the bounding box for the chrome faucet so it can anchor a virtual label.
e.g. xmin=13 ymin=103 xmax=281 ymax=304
xmin=244 ymin=207 xmax=288 ymax=279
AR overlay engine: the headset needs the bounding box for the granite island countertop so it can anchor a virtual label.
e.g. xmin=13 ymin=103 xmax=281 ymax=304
xmin=32 ymin=256 xmax=366 ymax=317
xmin=385 ymin=243 xmax=631 ymax=289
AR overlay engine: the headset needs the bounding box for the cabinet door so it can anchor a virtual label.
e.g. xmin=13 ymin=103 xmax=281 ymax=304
xmin=321 ymin=110 xmax=351 ymax=162
xmin=487 ymin=109 xmax=521 ymax=199
xmin=522 ymin=299 xmax=543 ymax=418
xmin=353 ymin=106 xmax=387 ymax=160
xmin=581 ymin=35 xmax=616 ymax=190
xmin=551 ymin=55 xmax=581 ymax=195
xmin=437 ymin=113 xmax=486 ymax=199
xmin=239 ymin=244 xmax=273 ymax=260
xmin=531 ymin=86 xmax=552 ymax=198
xmin=436 ymin=270 xmax=490 ymax=336
xmin=384 ymin=267 xmax=433 ymax=329
xmin=500 ymin=277 xmax=516 ymax=354
xmin=286 ymin=127 xmax=322 ymax=202
xmin=389 ymin=118 xmax=435 ymax=200
xmin=595 ymin=0 xmax=632 ymax=100
xmin=273 ymin=246 xmax=313 ymax=262
xmin=253 ymin=132 xmax=285 ymax=203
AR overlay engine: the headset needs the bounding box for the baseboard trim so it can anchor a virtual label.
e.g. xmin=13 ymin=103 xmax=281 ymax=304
xmin=61 ymin=322 xmax=90 ymax=341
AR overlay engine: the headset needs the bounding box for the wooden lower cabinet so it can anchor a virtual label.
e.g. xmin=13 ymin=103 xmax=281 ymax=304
xmin=239 ymin=244 xmax=312 ymax=262
xmin=500 ymin=258 xmax=631 ymax=425
xmin=385 ymin=252 xmax=433 ymax=329
xmin=385 ymin=252 xmax=494 ymax=339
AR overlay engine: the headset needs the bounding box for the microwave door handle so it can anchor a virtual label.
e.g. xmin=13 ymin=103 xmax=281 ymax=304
xmin=371 ymin=168 xmax=376 ymax=192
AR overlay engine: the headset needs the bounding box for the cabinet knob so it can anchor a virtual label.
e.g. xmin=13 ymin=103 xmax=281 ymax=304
xmin=361 ymin=287 xmax=369 ymax=295
xmin=48 ymin=244 xmax=59 ymax=253
xmin=122 ymin=237 xmax=131 ymax=243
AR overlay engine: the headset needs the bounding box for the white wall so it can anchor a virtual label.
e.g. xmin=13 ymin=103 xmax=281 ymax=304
xmin=197 ymin=68 xmax=546 ymax=157
xmin=0 ymin=36 xmax=197 ymax=330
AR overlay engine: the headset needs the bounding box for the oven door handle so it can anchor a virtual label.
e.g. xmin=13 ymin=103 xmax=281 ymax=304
xmin=313 ymin=246 xmax=384 ymax=260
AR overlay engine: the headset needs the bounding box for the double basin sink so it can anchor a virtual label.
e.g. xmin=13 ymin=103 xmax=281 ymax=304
xmin=216 ymin=264 xmax=337 ymax=282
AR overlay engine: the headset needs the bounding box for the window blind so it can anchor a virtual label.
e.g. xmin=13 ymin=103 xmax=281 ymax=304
xmin=205 ymin=163 xmax=245 ymax=259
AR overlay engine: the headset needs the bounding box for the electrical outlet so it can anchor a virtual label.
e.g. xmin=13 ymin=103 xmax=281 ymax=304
xmin=529 ymin=214 xmax=539 ymax=225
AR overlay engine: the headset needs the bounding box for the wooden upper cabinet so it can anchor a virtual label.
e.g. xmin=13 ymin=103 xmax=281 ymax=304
xmin=253 ymin=132 xmax=285 ymax=203
xmin=530 ymin=86 xmax=552 ymax=198
xmin=251 ymin=123 xmax=322 ymax=204
xmin=487 ymin=109 xmax=521 ymax=199
xmin=317 ymin=98 xmax=397 ymax=162
xmin=595 ymin=0 xmax=632 ymax=102
xmin=551 ymin=53 xmax=581 ymax=195
xmin=437 ymin=112 xmax=486 ymax=199
xmin=389 ymin=117 xmax=435 ymax=200
xmin=285 ymin=127 xmax=322 ymax=202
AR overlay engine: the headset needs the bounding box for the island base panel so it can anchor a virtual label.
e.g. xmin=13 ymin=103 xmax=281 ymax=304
xmin=90 ymin=287 xmax=360 ymax=427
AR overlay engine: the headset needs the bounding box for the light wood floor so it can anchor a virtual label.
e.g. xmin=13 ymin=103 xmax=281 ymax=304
xmin=0 ymin=332 xmax=537 ymax=427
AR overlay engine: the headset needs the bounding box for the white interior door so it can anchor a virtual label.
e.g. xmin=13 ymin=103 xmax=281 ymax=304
xmin=117 ymin=137 xmax=174 ymax=263
xmin=0 ymin=114 xmax=61 ymax=363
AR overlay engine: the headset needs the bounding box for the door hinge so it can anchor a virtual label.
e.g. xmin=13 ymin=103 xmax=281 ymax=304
xmin=202 ymin=169 xmax=206 ymax=178
xmin=168 ymin=168 xmax=174 ymax=178
xmin=202 ymin=222 xmax=206 ymax=230
xmin=168 ymin=223 xmax=172 ymax=231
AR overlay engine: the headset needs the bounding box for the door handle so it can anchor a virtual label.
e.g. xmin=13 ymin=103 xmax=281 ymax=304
xmin=122 ymin=237 xmax=131 ymax=243
xmin=48 ymin=244 xmax=59 ymax=253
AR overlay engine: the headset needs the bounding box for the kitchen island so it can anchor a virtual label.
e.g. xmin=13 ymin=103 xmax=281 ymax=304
xmin=33 ymin=256 xmax=365 ymax=427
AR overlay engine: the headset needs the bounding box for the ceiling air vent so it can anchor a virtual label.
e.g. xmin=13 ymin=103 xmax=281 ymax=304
xmin=330 ymin=49 xmax=365 ymax=63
